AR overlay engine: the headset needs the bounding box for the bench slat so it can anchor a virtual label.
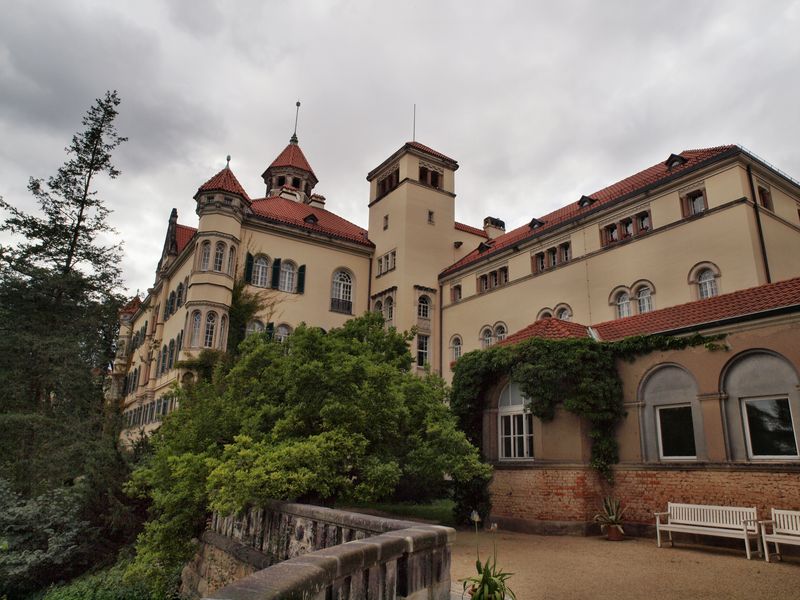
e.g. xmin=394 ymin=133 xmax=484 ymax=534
xmin=667 ymin=503 xmax=757 ymax=532
xmin=771 ymin=509 xmax=800 ymax=536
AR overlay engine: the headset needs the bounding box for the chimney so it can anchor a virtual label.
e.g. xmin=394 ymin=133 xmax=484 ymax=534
xmin=306 ymin=193 xmax=326 ymax=209
xmin=483 ymin=216 xmax=506 ymax=239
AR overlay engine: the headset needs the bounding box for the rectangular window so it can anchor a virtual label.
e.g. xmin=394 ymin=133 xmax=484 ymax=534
xmin=499 ymin=413 xmax=534 ymax=459
xmin=498 ymin=267 xmax=508 ymax=285
xmin=685 ymin=190 xmax=706 ymax=216
xmin=534 ymin=252 xmax=545 ymax=273
xmin=383 ymin=214 xmax=389 ymax=230
xmin=621 ymin=218 xmax=634 ymax=239
xmin=560 ymin=243 xmax=571 ymax=263
xmin=742 ymin=397 xmax=798 ymax=458
xmin=416 ymin=334 xmax=429 ymax=366
xmin=452 ymin=284 xmax=462 ymax=302
xmin=546 ymin=248 xmax=557 ymax=268
xmin=657 ymin=405 xmax=697 ymax=459
xmin=603 ymin=224 xmax=618 ymax=245
xmin=428 ymin=210 xmax=435 ymax=224
xmin=489 ymin=271 xmax=498 ymax=288
xmin=757 ymin=185 xmax=773 ymax=211
xmin=636 ymin=212 xmax=651 ymax=233
xmin=389 ymin=250 xmax=396 ymax=270
xmin=479 ymin=274 xmax=489 ymax=292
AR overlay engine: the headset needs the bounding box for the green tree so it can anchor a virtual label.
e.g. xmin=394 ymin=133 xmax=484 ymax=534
xmin=127 ymin=313 xmax=489 ymax=592
xmin=0 ymin=91 xmax=143 ymax=596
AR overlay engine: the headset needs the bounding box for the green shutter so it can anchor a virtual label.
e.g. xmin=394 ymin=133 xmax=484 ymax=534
xmin=271 ymin=258 xmax=282 ymax=288
xmin=266 ymin=322 xmax=274 ymax=340
xmin=245 ymin=253 xmax=254 ymax=283
xmin=297 ymin=264 xmax=306 ymax=294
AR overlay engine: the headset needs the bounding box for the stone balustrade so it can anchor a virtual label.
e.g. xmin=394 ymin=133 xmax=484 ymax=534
xmin=184 ymin=500 xmax=455 ymax=600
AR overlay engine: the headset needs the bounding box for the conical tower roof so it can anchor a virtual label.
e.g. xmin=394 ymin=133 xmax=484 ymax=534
xmin=267 ymin=138 xmax=316 ymax=178
xmin=195 ymin=166 xmax=251 ymax=201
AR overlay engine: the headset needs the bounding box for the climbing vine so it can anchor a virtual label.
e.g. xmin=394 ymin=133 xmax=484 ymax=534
xmin=451 ymin=332 xmax=726 ymax=480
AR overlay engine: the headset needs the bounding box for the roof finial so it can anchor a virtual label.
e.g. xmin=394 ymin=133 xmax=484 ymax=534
xmin=291 ymin=100 xmax=301 ymax=144
xmin=226 ymin=154 xmax=231 ymax=169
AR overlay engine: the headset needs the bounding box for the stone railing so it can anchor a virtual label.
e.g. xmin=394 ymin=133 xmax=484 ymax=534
xmin=187 ymin=500 xmax=455 ymax=600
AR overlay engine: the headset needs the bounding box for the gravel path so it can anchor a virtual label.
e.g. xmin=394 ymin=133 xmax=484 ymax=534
xmin=449 ymin=529 xmax=800 ymax=599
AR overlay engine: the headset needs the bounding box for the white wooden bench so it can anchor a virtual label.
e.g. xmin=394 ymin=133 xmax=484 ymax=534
xmin=654 ymin=502 xmax=762 ymax=559
xmin=760 ymin=508 xmax=800 ymax=562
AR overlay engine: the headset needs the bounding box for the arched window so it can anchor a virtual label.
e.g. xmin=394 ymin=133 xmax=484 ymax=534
xmin=698 ymin=269 xmax=717 ymax=299
xmin=537 ymin=308 xmax=553 ymax=320
xmin=276 ymin=324 xmax=292 ymax=342
xmin=245 ymin=320 xmax=264 ymax=336
xmin=640 ymin=365 xmax=702 ymax=461
xmin=160 ymin=344 xmax=168 ymax=374
xmin=155 ymin=350 xmax=162 ymax=376
xmin=200 ymin=241 xmax=211 ymax=271
xmin=494 ymin=323 xmax=506 ymax=342
xmin=190 ymin=311 xmax=202 ymax=347
xmin=204 ymin=312 xmax=217 ymax=348
xmin=374 ymin=300 xmax=383 ymax=314
xmin=451 ymin=336 xmax=463 ymax=362
xmin=481 ymin=327 xmax=493 ymax=349
xmin=176 ymin=283 xmax=184 ymax=307
xmin=227 ymin=246 xmax=236 ymax=275
xmin=417 ymin=295 xmax=430 ymax=319
xmin=218 ymin=316 xmax=227 ymax=350
xmin=556 ymin=306 xmax=572 ymax=321
xmin=498 ymin=382 xmax=534 ymax=460
xmin=331 ymin=270 xmax=353 ymax=314
xmin=384 ymin=296 xmax=394 ymax=323
xmin=637 ymin=286 xmax=654 ymax=313
xmin=279 ymin=261 xmax=296 ymax=292
xmin=214 ymin=242 xmax=226 ymax=272
xmin=176 ymin=331 xmax=182 ymax=353
xmin=168 ymin=339 xmax=175 ymax=369
xmin=253 ymin=256 xmax=270 ymax=287
xmin=616 ymin=292 xmax=631 ymax=318
xmin=168 ymin=291 xmax=176 ymax=316
xmin=722 ymin=351 xmax=799 ymax=461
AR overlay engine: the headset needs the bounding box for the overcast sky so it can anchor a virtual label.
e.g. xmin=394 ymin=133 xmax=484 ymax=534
xmin=1 ymin=0 xmax=799 ymax=295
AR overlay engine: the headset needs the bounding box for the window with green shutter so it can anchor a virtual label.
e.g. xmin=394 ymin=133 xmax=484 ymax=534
xmin=297 ymin=265 xmax=306 ymax=294
xmin=271 ymin=258 xmax=282 ymax=288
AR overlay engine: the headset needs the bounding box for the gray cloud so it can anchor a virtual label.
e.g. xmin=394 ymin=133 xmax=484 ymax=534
xmin=1 ymin=0 xmax=798 ymax=295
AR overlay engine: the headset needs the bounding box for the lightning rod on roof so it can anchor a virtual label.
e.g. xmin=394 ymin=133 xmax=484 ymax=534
xmin=291 ymin=100 xmax=301 ymax=143
xmin=412 ymin=103 xmax=416 ymax=142
xmin=226 ymin=155 xmax=231 ymax=168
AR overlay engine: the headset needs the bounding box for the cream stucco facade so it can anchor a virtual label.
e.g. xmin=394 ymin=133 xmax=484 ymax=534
xmin=111 ymin=138 xmax=800 ymax=440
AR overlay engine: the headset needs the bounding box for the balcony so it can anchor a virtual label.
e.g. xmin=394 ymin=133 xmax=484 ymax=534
xmin=330 ymin=298 xmax=353 ymax=314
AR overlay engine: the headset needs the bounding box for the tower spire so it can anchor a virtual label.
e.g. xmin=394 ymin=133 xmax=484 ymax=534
xmin=291 ymin=100 xmax=301 ymax=144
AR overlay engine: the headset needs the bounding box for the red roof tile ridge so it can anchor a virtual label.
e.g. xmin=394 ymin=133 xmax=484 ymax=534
xmin=269 ymin=142 xmax=316 ymax=177
xmin=455 ymin=221 xmax=489 ymax=238
xmin=591 ymin=276 xmax=800 ymax=341
xmin=197 ymin=167 xmax=251 ymax=201
xmin=499 ymin=317 xmax=591 ymax=345
xmin=440 ymin=144 xmax=738 ymax=278
xmin=406 ymin=141 xmax=456 ymax=163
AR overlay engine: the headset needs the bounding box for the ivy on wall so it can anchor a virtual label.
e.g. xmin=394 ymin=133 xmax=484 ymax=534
xmin=450 ymin=333 xmax=726 ymax=480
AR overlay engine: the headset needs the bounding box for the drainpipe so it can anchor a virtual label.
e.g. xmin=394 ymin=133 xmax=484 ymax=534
xmin=367 ymin=252 xmax=373 ymax=306
xmin=747 ymin=164 xmax=772 ymax=284
xmin=438 ymin=282 xmax=444 ymax=375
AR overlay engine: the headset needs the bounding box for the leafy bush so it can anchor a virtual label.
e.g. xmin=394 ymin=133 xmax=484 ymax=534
xmin=34 ymin=559 xmax=167 ymax=600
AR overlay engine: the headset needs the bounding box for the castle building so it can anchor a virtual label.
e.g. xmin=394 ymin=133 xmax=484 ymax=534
xmin=112 ymin=132 xmax=800 ymax=499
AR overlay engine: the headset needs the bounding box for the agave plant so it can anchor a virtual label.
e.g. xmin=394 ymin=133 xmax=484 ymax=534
xmin=593 ymin=497 xmax=628 ymax=534
xmin=461 ymin=510 xmax=517 ymax=599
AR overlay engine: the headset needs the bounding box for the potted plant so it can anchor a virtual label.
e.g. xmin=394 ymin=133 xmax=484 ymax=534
xmin=461 ymin=511 xmax=517 ymax=599
xmin=594 ymin=497 xmax=628 ymax=541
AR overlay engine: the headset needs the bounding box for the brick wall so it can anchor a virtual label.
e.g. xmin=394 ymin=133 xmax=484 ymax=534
xmin=489 ymin=465 xmax=800 ymax=532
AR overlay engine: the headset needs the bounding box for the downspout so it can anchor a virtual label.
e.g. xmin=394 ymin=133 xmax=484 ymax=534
xmin=747 ymin=165 xmax=772 ymax=284
xmin=438 ymin=281 xmax=444 ymax=376
xmin=367 ymin=251 xmax=373 ymax=306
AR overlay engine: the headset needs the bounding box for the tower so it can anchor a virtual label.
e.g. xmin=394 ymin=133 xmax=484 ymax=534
xmin=366 ymin=141 xmax=460 ymax=373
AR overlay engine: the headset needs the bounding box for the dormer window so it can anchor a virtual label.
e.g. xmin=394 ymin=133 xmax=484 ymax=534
xmin=578 ymin=195 xmax=596 ymax=208
xmin=277 ymin=176 xmax=286 ymax=187
xmin=304 ymin=214 xmax=318 ymax=225
xmin=529 ymin=218 xmax=545 ymax=229
xmin=478 ymin=241 xmax=493 ymax=252
xmin=665 ymin=153 xmax=687 ymax=170
xmin=292 ymin=177 xmax=301 ymax=188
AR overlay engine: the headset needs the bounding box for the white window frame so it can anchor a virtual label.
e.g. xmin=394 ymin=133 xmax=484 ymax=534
xmin=253 ymin=256 xmax=270 ymax=287
xmin=279 ymin=261 xmax=297 ymax=292
xmin=741 ymin=396 xmax=799 ymax=460
xmin=616 ymin=292 xmax=631 ymax=318
xmin=698 ymin=269 xmax=718 ymax=299
xmin=417 ymin=334 xmax=429 ymax=366
xmin=451 ymin=336 xmax=462 ymax=362
xmin=418 ymin=295 xmax=430 ymax=319
xmin=656 ymin=404 xmax=697 ymax=461
xmin=200 ymin=242 xmax=211 ymax=271
xmin=498 ymin=383 xmax=534 ymax=461
xmin=637 ymin=286 xmax=654 ymax=313
xmin=214 ymin=242 xmax=225 ymax=272
xmin=480 ymin=328 xmax=493 ymax=349
xmin=204 ymin=312 xmax=216 ymax=348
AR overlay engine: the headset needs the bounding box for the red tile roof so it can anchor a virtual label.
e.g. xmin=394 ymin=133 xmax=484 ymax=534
xmin=499 ymin=318 xmax=590 ymax=345
xmin=500 ymin=276 xmax=800 ymax=346
xmin=196 ymin=167 xmax=251 ymax=201
xmin=269 ymin=142 xmax=316 ymax=177
xmin=592 ymin=276 xmax=800 ymax=341
xmin=455 ymin=221 xmax=488 ymax=238
xmin=249 ymin=196 xmax=373 ymax=247
xmin=176 ymin=224 xmax=197 ymax=254
xmin=119 ymin=296 xmax=142 ymax=316
xmin=441 ymin=145 xmax=738 ymax=277
xmin=406 ymin=141 xmax=457 ymax=164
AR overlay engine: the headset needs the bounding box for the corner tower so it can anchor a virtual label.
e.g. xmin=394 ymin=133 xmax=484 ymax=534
xmin=366 ymin=141 xmax=460 ymax=374
xmin=261 ymin=134 xmax=319 ymax=202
